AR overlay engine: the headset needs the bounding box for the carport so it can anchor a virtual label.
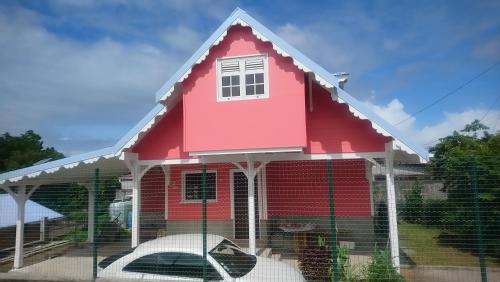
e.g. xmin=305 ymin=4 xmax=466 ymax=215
xmin=0 ymin=148 xmax=128 ymax=269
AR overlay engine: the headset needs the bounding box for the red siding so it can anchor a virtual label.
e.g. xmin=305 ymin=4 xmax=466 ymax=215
xmin=266 ymin=160 xmax=371 ymax=216
xmin=167 ymin=163 xmax=233 ymax=220
xmin=132 ymin=101 xmax=190 ymax=160
xmin=141 ymin=167 xmax=166 ymax=212
xmin=305 ymin=80 xmax=391 ymax=153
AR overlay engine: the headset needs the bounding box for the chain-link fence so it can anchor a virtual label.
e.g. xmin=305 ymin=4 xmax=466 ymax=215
xmin=0 ymin=156 xmax=499 ymax=281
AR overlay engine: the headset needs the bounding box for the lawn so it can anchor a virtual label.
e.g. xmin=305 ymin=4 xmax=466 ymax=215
xmin=399 ymin=222 xmax=500 ymax=267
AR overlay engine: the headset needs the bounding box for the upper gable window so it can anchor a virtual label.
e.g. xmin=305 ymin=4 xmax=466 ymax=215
xmin=216 ymin=54 xmax=269 ymax=101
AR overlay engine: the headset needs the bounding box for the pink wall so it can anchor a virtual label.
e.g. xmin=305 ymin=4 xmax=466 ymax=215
xmin=305 ymin=80 xmax=391 ymax=153
xmin=132 ymin=101 xmax=190 ymax=160
xmin=141 ymin=167 xmax=166 ymax=212
xmin=266 ymin=160 xmax=372 ymax=217
xmin=183 ymin=25 xmax=307 ymax=153
xmin=167 ymin=163 xmax=233 ymax=221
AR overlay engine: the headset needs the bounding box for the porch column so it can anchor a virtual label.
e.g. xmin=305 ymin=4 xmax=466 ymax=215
xmin=385 ymin=142 xmax=400 ymax=271
xmin=131 ymin=163 xmax=141 ymax=247
xmin=0 ymin=184 xmax=40 ymax=269
xmin=246 ymin=157 xmax=257 ymax=255
xmin=87 ymin=185 xmax=95 ymax=243
xmin=232 ymin=156 xmax=270 ymax=255
xmin=14 ymin=186 xmax=27 ymax=269
xmin=124 ymin=156 xmax=152 ymax=248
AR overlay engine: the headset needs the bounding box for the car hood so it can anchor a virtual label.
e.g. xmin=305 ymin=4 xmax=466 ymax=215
xmin=238 ymin=256 xmax=305 ymax=282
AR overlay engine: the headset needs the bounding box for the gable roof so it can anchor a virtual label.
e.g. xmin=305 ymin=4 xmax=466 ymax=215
xmin=0 ymin=8 xmax=428 ymax=185
xmin=153 ymin=7 xmax=428 ymax=160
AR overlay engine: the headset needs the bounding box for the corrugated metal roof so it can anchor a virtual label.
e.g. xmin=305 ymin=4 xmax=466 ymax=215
xmin=0 ymin=194 xmax=63 ymax=228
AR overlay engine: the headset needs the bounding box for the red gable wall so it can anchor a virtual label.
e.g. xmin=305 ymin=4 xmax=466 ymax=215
xmin=132 ymin=101 xmax=189 ymax=160
xmin=305 ymin=80 xmax=391 ymax=153
xmin=132 ymin=27 xmax=391 ymax=160
xmin=183 ymin=25 xmax=307 ymax=153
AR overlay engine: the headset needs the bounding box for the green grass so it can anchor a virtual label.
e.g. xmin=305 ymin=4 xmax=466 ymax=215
xmin=399 ymin=222 xmax=500 ymax=267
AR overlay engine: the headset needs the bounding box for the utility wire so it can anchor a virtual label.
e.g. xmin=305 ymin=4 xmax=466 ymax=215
xmin=478 ymin=93 xmax=500 ymax=123
xmin=423 ymin=93 xmax=500 ymax=146
xmin=395 ymin=61 xmax=500 ymax=126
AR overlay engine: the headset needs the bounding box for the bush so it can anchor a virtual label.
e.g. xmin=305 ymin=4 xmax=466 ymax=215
xmin=298 ymin=233 xmax=331 ymax=281
xmin=421 ymin=199 xmax=447 ymax=226
xmin=298 ymin=232 xmax=364 ymax=281
xmin=401 ymin=182 xmax=423 ymax=223
xmin=364 ymin=248 xmax=405 ymax=282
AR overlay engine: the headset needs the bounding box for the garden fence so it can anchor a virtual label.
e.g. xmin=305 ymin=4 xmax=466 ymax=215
xmin=0 ymin=155 xmax=498 ymax=281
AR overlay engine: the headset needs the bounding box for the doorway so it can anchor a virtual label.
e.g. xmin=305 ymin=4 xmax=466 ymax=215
xmin=233 ymin=171 xmax=260 ymax=239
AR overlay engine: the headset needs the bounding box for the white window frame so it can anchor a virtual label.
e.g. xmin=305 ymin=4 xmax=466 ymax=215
xmin=216 ymin=54 xmax=269 ymax=102
xmin=181 ymin=170 xmax=217 ymax=203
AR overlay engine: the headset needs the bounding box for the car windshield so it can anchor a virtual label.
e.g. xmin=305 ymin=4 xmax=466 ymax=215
xmin=209 ymin=239 xmax=256 ymax=278
xmin=98 ymin=248 xmax=135 ymax=269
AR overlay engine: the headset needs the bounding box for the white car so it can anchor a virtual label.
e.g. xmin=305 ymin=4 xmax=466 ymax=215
xmin=98 ymin=234 xmax=305 ymax=281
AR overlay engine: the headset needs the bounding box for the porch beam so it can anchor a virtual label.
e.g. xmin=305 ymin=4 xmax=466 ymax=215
xmin=136 ymin=152 xmax=386 ymax=167
xmin=385 ymin=142 xmax=400 ymax=271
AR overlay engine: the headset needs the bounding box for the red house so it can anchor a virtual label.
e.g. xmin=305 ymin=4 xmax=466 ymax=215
xmin=0 ymin=8 xmax=427 ymax=270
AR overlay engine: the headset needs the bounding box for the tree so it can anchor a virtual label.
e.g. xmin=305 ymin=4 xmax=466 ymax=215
xmin=401 ymin=181 xmax=424 ymax=223
xmin=0 ymin=130 xmax=64 ymax=173
xmin=429 ymin=120 xmax=500 ymax=256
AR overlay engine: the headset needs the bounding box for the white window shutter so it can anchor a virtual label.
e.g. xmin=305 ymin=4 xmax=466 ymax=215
xmin=245 ymin=57 xmax=264 ymax=71
xmin=221 ymin=60 xmax=240 ymax=73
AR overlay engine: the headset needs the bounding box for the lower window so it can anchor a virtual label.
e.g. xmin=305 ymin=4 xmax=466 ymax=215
xmin=183 ymin=171 xmax=217 ymax=201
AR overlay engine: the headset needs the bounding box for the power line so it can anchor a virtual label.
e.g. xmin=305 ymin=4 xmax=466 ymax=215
xmin=478 ymin=93 xmax=500 ymax=123
xmin=395 ymin=61 xmax=500 ymax=126
xmin=423 ymin=93 xmax=500 ymax=147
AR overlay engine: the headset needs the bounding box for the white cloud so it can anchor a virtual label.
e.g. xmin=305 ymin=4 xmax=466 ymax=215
xmin=161 ymin=25 xmax=203 ymax=52
xmin=364 ymin=99 xmax=415 ymax=131
xmin=276 ymin=22 xmax=377 ymax=78
xmin=383 ymin=39 xmax=400 ymax=51
xmin=364 ymin=99 xmax=500 ymax=147
xmin=0 ymin=7 xmax=180 ymax=154
xmin=473 ymin=37 xmax=500 ymax=60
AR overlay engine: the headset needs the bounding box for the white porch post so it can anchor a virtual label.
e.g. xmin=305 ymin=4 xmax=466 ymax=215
xmin=385 ymin=142 xmax=400 ymax=271
xmin=123 ymin=154 xmax=152 ymax=248
xmin=246 ymin=156 xmax=256 ymax=255
xmin=131 ymin=162 xmax=141 ymax=248
xmin=231 ymin=156 xmax=270 ymax=256
xmin=0 ymin=184 xmax=39 ymax=269
xmin=14 ymin=186 xmax=27 ymax=269
xmin=87 ymin=185 xmax=95 ymax=243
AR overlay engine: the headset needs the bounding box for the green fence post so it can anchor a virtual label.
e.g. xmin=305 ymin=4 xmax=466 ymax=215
xmin=327 ymin=160 xmax=340 ymax=282
xmin=469 ymin=158 xmax=487 ymax=282
xmin=202 ymin=164 xmax=207 ymax=282
xmin=92 ymin=168 xmax=99 ymax=280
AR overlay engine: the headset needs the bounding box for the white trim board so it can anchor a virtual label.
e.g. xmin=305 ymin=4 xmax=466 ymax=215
xmin=189 ymin=147 xmax=303 ymax=156
xmin=138 ymin=152 xmax=386 ymax=167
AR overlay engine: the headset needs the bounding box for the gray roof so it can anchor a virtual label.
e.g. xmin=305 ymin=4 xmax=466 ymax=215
xmin=0 ymin=194 xmax=63 ymax=228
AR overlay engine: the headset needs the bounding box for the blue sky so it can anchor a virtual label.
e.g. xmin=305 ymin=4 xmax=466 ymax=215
xmin=0 ymin=0 xmax=499 ymax=156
